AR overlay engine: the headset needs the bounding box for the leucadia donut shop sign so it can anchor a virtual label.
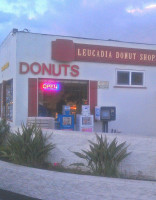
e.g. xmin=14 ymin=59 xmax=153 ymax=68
xmin=19 ymin=39 xmax=156 ymax=76
xmin=52 ymin=39 xmax=156 ymax=66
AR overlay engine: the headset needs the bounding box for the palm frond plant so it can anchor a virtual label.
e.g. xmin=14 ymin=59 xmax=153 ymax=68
xmin=0 ymin=118 xmax=10 ymax=146
xmin=0 ymin=123 xmax=55 ymax=167
xmin=72 ymin=134 xmax=131 ymax=177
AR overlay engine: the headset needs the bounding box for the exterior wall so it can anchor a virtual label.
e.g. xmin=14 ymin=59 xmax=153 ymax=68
xmin=1 ymin=31 xmax=156 ymax=136
xmin=97 ymin=64 xmax=156 ymax=136
xmin=0 ymin=33 xmax=17 ymax=125
xmin=45 ymin=130 xmax=156 ymax=180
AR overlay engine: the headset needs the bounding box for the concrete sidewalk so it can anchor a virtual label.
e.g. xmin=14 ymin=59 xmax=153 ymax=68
xmin=0 ymin=160 xmax=156 ymax=200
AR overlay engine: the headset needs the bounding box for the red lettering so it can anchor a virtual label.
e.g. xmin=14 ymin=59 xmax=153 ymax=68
xmin=30 ymin=62 xmax=41 ymax=74
xmin=61 ymin=64 xmax=70 ymax=76
xmin=52 ymin=64 xmax=61 ymax=76
xmin=70 ymin=65 xmax=79 ymax=77
xmin=42 ymin=63 xmax=52 ymax=75
xmin=19 ymin=62 xmax=80 ymax=77
xmin=19 ymin=62 xmax=29 ymax=74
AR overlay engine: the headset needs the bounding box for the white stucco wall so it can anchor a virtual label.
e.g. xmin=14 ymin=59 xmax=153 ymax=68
xmin=0 ymin=32 xmax=17 ymax=125
xmin=44 ymin=130 xmax=156 ymax=181
xmin=1 ymin=30 xmax=156 ymax=136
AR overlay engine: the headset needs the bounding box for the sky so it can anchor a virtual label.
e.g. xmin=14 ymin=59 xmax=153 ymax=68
xmin=0 ymin=0 xmax=156 ymax=45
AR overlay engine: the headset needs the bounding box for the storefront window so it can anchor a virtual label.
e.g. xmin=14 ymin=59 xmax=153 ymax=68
xmin=38 ymin=79 xmax=88 ymax=118
xmin=131 ymin=72 xmax=143 ymax=85
xmin=117 ymin=71 xmax=129 ymax=85
xmin=117 ymin=70 xmax=144 ymax=86
xmin=5 ymin=79 xmax=13 ymax=121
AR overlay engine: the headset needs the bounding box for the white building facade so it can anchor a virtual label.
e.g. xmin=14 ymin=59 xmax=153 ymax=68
xmin=1 ymin=29 xmax=156 ymax=136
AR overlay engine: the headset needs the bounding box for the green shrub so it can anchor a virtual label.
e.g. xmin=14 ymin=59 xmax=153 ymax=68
xmin=73 ymin=134 xmax=131 ymax=177
xmin=0 ymin=123 xmax=55 ymax=166
xmin=0 ymin=119 xmax=10 ymax=146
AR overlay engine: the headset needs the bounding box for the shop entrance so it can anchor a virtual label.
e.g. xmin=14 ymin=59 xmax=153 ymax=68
xmin=38 ymin=79 xmax=88 ymax=118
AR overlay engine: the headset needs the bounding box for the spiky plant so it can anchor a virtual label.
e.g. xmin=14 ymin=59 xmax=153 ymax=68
xmin=0 ymin=118 xmax=10 ymax=146
xmin=1 ymin=123 xmax=55 ymax=167
xmin=73 ymin=134 xmax=131 ymax=177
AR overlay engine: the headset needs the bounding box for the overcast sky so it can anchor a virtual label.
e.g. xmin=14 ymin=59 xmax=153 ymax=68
xmin=0 ymin=0 xmax=156 ymax=45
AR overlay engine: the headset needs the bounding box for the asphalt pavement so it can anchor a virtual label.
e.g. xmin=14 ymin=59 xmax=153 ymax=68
xmin=0 ymin=189 xmax=41 ymax=200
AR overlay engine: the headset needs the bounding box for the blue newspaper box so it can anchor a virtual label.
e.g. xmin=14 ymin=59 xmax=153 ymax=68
xmin=57 ymin=114 xmax=74 ymax=130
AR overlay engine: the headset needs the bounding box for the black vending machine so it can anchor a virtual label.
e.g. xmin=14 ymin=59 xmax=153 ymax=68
xmin=100 ymin=107 xmax=116 ymax=133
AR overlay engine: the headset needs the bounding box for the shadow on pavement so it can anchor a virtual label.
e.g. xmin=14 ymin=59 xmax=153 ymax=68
xmin=0 ymin=189 xmax=41 ymax=200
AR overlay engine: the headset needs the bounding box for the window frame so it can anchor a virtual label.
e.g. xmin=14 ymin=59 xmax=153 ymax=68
xmin=115 ymin=69 xmax=145 ymax=87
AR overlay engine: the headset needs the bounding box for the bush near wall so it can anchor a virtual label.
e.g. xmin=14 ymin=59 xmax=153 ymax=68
xmin=72 ymin=134 xmax=131 ymax=177
xmin=0 ymin=123 xmax=55 ymax=167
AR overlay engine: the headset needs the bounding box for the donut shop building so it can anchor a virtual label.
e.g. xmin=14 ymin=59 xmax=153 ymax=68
xmin=0 ymin=29 xmax=156 ymax=136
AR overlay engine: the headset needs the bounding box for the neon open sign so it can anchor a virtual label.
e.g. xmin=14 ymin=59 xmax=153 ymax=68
xmin=41 ymin=82 xmax=60 ymax=91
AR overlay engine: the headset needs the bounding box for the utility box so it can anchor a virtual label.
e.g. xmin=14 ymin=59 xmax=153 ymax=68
xmin=100 ymin=107 xmax=116 ymax=121
xmin=100 ymin=107 xmax=116 ymax=133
